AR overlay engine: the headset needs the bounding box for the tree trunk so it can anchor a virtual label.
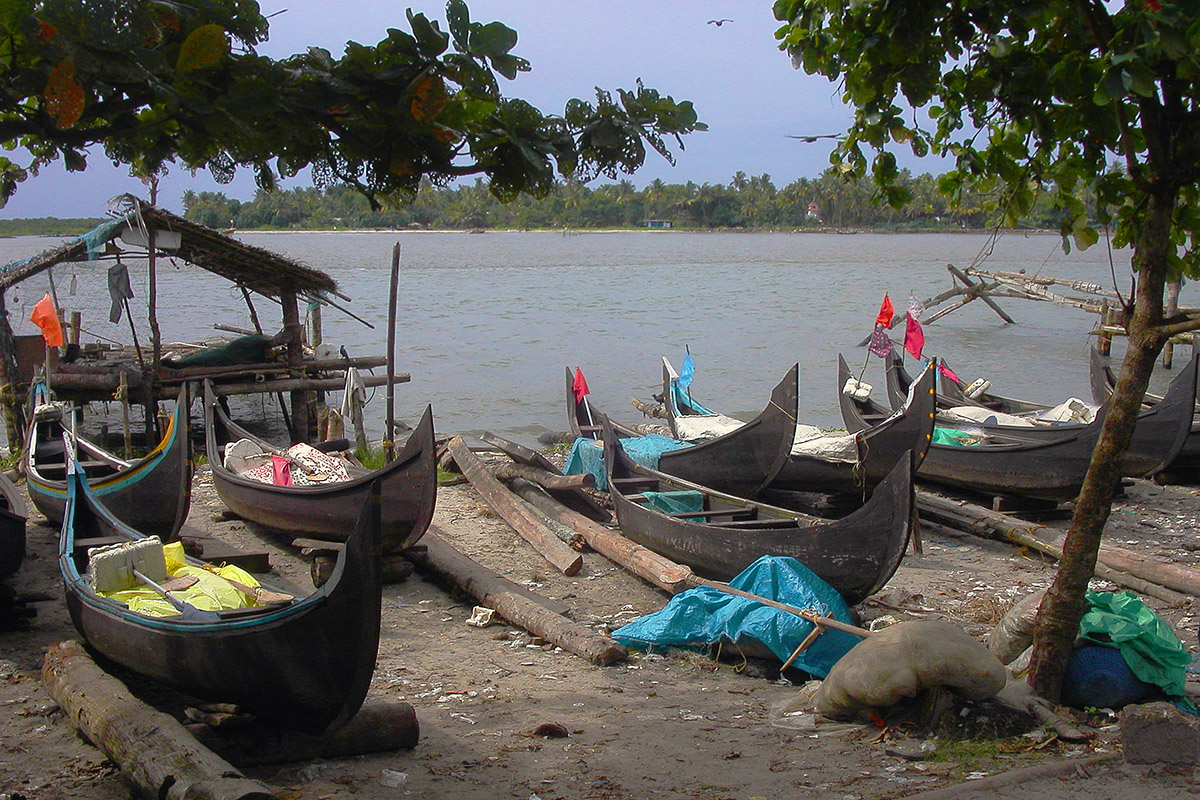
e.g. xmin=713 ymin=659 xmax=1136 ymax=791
xmin=1027 ymin=195 xmax=1173 ymax=701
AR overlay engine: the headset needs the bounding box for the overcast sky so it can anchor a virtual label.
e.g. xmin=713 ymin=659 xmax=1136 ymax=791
xmin=1 ymin=1 xmax=930 ymax=219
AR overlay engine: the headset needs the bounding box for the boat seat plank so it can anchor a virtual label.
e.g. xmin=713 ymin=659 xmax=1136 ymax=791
xmin=667 ymin=509 xmax=756 ymax=520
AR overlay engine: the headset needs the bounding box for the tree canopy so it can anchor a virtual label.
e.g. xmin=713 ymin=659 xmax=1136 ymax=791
xmin=0 ymin=0 xmax=705 ymax=208
xmin=775 ymin=0 xmax=1200 ymax=700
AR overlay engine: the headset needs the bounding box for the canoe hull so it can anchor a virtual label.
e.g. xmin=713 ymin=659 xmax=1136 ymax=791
xmin=604 ymin=418 xmax=914 ymax=604
xmin=60 ymin=471 xmax=382 ymax=735
xmin=205 ymin=381 xmax=436 ymax=552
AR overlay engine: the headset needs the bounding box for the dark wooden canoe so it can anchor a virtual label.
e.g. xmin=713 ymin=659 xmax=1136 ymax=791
xmin=204 ymin=380 xmax=436 ymax=553
xmin=1089 ymin=343 xmax=1200 ymax=481
xmin=0 ymin=470 xmax=26 ymax=577
xmin=58 ymin=466 xmax=381 ymax=735
xmin=601 ymin=416 xmax=914 ymax=604
xmin=565 ymin=366 xmax=644 ymax=440
xmin=886 ymin=345 xmax=1199 ymax=478
xmin=664 ymin=357 xmax=936 ymax=495
xmin=567 ymin=364 xmax=798 ymax=498
xmin=25 ymin=382 xmax=193 ymax=538
xmin=656 ymin=362 xmax=799 ymax=497
xmin=839 ymin=350 xmax=1197 ymax=499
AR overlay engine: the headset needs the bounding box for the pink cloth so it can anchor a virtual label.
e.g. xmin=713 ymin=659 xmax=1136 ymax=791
xmin=271 ymin=455 xmax=293 ymax=486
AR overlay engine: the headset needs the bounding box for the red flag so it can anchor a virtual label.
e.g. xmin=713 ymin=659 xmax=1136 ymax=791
xmin=572 ymin=367 xmax=590 ymax=403
xmin=875 ymin=294 xmax=894 ymax=328
xmin=904 ymin=313 xmax=925 ymax=360
xmin=938 ymin=363 xmax=960 ymax=384
xmin=30 ymin=293 xmax=63 ymax=347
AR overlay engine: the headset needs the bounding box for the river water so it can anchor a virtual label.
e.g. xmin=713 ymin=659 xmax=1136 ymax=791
xmin=0 ymin=229 xmax=1182 ymax=447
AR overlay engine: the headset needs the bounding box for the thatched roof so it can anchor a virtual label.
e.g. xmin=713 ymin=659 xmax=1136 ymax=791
xmin=0 ymin=195 xmax=340 ymax=299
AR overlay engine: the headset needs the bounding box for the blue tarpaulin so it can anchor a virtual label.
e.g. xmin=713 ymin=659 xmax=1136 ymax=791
xmin=563 ymin=434 xmax=691 ymax=490
xmin=612 ymin=555 xmax=861 ymax=677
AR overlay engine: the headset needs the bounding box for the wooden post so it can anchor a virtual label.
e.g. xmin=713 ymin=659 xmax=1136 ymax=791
xmin=1164 ymin=280 xmax=1181 ymax=368
xmin=350 ymin=383 xmax=369 ymax=452
xmin=68 ymin=311 xmax=81 ymax=346
xmin=119 ymin=370 xmax=131 ymax=459
xmin=385 ymin=243 xmax=400 ymax=461
xmin=280 ymin=290 xmax=308 ymax=443
xmin=0 ymin=288 xmax=27 ymax=446
xmin=1097 ymin=300 xmax=1113 ymax=356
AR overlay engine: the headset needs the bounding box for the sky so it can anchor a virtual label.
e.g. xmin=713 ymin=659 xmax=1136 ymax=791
xmin=0 ymin=1 xmax=913 ymax=219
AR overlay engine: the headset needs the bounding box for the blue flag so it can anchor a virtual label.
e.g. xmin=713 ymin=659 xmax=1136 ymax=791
xmin=679 ymin=351 xmax=696 ymax=390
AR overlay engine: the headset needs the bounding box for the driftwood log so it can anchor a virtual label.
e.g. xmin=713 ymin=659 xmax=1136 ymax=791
xmin=446 ymin=437 xmax=582 ymax=575
xmin=41 ymin=639 xmax=277 ymax=800
xmin=480 ymin=432 xmax=610 ymax=522
xmin=916 ymin=490 xmax=1193 ymax=604
xmin=490 ymin=462 xmax=593 ymax=491
xmin=186 ymin=696 xmax=418 ymax=766
xmin=414 ymin=530 xmax=625 ymax=666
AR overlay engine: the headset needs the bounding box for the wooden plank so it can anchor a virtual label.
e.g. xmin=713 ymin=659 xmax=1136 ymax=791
xmin=446 ymin=437 xmax=582 ymax=576
xmin=947 ymin=264 xmax=1017 ymax=323
xmin=414 ymin=531 xmax=624 ymax=665
xmin=41 ymin=639 xmax=279 ymax=800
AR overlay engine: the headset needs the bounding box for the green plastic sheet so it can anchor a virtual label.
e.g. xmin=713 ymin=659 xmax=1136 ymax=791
xmin=1079 ymin=590 xmax=1191 ymax=701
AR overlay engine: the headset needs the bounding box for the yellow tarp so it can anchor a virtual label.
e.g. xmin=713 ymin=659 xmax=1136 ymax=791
xmin=99 ymin=541 xmax=264 ymax=617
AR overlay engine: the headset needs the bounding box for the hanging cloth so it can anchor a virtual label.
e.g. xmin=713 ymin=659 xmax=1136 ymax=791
xmin=108 ymin=262 xmax=134 ymax=323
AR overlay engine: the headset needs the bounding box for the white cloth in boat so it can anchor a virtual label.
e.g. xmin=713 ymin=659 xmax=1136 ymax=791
xmin=942 ymin=397 xmax=1097 ymax=428
xmin=674 ymin=413 xmax=746 ymax=440
xmin=225 ymin=439 xmax=352 ymax=486
xmin=791 ymin=424 xmax=859 ymax=463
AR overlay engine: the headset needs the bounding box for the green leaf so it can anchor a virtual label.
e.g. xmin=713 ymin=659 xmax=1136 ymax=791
xmin=447 ymin=0 xmax=470 ymax=50
xmin=405 ymin=11 xmax=448 ymax=57
xmin=470 ymin=21 xmax=518 ymax=60
xmin=176 ymin=24 xmax=229 ymax=73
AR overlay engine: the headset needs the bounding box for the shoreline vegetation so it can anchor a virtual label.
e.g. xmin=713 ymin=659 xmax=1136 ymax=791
xmin=0 ymin=167 xmax=1094 ymax=238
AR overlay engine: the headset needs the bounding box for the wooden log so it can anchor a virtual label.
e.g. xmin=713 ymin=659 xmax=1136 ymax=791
xmin=630 ymin=397 xmax=667 ymax=419
xmin=415 ymin=531 xmax=626 ymax=665
xmin=312 ymin=551 xmax=413 ymax=587
xmin=479 ymin=432 xmax=610 ymax=522
xmin=446 ymin=437 xmax=582 ymax=575
xmin=947 ymin=264 xmax=1017 ymax=324
xmin=505 ymin=479 xmax=587 ymax=550
xmin=185 ymin=696 xmax=418 ymax=766
xmin=41 ymin=639 xmax=278 ymax=800
xmin=916 ymin=490 xmax=1192 ymax=603
xmin=490 ymin=462 xmax=594 ymax=490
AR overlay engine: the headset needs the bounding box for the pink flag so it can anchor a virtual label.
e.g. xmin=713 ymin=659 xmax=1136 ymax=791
xmin=572 ymin=367 xmax=590 ymax=404
xmin=938 ymin=363 xmax=960 ymax=383
xmin=875 ymin=294 xmax=894 ymax=328
xmin=904 ymin=314 xmax=925 ymax=360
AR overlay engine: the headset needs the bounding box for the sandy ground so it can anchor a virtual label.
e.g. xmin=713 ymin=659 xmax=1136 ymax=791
xmin=3 ymin=463 xmax=1200 ymax=800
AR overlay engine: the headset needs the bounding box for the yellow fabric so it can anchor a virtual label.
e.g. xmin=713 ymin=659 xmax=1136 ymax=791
xmin=97 ymin=541 xmax=265 ymax=617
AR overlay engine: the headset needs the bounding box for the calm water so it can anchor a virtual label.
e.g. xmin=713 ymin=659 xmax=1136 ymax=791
xmin=0 ymin=229 xmax=1180 ymax=447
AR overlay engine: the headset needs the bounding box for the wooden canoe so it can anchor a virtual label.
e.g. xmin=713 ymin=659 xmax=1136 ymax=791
xmin=839 ymin=350 xmax=1197 ymax=499
xmin=885 ymin=347 xmax=1047 ymax=415
xmin=567 ymin=364 xmax=798 ymax=498
xmin=601 ymin=416 xmax=914 ymax=604
xmin=204 ymin=380 xmax=436 ymax=553
xmin=58 ymin=465 xmax=381 ymax=735
xmin=1089 ymin=343 xmax=1200 ymax=480
xmin=885 ymin=345 xmax=1199 ymax=478
xmin=663 ymin=357 xmax=936 ymax=495
xmin=0 ymin=470 xmax=26 ymax=577
xmin=25 ymin=381 xmax=193 ymax=538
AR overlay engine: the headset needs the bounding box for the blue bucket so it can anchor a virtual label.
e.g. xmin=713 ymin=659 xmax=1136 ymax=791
xmin=1062 ymin=645 xmax=1154 ymax=709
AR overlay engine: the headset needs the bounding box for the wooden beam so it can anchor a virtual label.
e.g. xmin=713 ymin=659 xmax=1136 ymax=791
xmin=446 ymin=437 xmax=582 ymax=575
xmin=414 ymin=531 xmax=626 ymax=665
xmin=947 ymin=264 xmax=1016 ymax=323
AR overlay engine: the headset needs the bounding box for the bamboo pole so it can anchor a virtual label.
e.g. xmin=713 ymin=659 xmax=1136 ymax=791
xmin=385 ymin=243 xmax=400 ymax=461
xmin=0 ymin=288 xmax=27 ymax=443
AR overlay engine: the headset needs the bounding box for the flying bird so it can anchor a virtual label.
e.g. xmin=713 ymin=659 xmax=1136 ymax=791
xmin=786 ymin=134 xmax=843 ymax=143
xmin=707 ymin=18 xmax=732 ymax=26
